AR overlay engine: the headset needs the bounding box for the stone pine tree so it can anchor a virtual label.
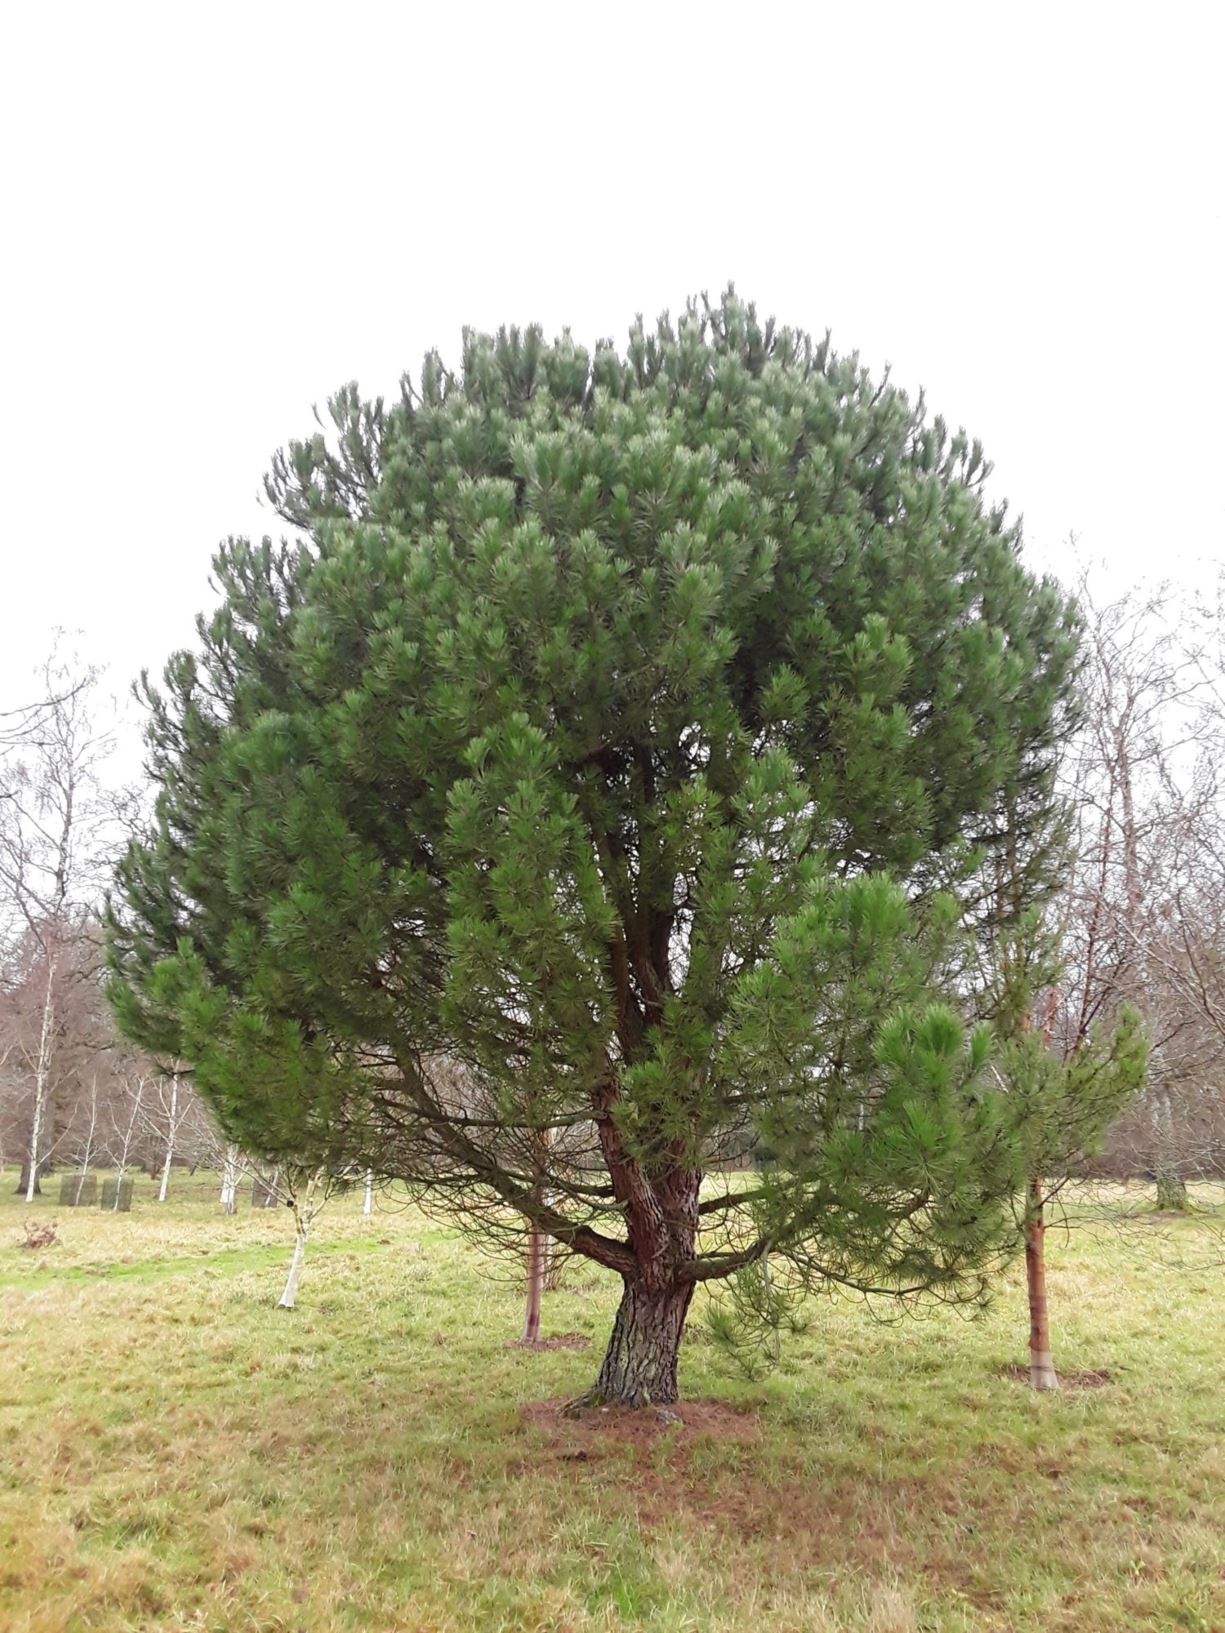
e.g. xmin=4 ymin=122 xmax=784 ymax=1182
xmin=107 ymin=292 xmax=1080 ymax=1408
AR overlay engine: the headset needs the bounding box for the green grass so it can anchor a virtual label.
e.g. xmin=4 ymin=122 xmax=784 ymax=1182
xmin=1 ymin=1171 xmax=1222 ymax=1632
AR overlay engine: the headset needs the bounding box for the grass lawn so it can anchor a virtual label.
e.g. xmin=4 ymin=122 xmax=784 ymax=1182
xmin=1 ymin=1170 xmax=1222 ymax=1632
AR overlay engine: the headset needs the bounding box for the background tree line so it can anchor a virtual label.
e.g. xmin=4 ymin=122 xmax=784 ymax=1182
xmin=0 ymin=654 xmax=216 ymax=1198
xmin=6 ymin=592 xmax=1220 ymax=1212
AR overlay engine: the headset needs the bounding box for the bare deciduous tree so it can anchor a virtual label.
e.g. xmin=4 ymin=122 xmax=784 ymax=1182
xmin=1056 ymin=572 xmax=1221 ymax=1205
xmin=0 ymin=648 xmax=116 ymax=1199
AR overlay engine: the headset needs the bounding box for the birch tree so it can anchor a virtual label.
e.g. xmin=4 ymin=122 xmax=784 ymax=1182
xmin=72 ymin=1073 xmax=101 ymax=1203
xmin=106 ymin=1071 xmax=146 ymax=1207
xmin=1059 ymin=577 xmax=1210 ymax=1205
xmin=277 ymin=1164 xmax=341 ymax=1309
xmin=0 ymin=650 xmax=113 ymax=1199
xmin=220 ymin=1143 xmax=241 ymax=1213
xmin=148 ymin=1068 xmax=193 ymax=1202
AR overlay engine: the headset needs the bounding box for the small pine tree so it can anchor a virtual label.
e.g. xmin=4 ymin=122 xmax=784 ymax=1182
xmin=999 ymin=1002 xmax=1146 ymax=1388
xmin=981 ymin=788 xmax=1148 ymax=1391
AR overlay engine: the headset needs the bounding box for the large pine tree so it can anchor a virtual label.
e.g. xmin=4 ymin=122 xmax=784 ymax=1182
xmin=108 ymin=293 xmax=1079 ymax=1406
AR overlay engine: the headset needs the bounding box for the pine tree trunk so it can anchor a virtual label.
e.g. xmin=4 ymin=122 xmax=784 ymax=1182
xmin=591 ymin=1278 xmax=694 ymax=1406
xmin=363 ymin=1169 xmax=373 ymax=1216
xmin=522 ymin=1228 xmax=546 ymax=1345
xmin=1025 ymin=1180 xmax=1059 ymax=1391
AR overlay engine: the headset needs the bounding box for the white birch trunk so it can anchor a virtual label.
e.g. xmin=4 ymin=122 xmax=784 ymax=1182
xmin=278 ymin=1228 xmax=308 ymax=1309
xmin=157 ymin=1077 xmax=179 ymax=1202
xmin=25 ymin=956 xmax=56 ymax=1203
xmin=112 ymin=1079 xmax=144 ymax=1209
xmin=220 ymin=1145 xmax=239 ymax=1214
xmin=278 ymin=1169 xmax=322 ymax=1309
xmin=75 ymin=1076 xmax=99 ymax=1204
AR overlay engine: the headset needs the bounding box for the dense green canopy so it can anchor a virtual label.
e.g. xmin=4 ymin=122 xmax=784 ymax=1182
xmin=109 ymin=292 xmax=1080 ymax=1403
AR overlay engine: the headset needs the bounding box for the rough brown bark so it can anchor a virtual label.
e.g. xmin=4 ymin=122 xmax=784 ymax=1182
xmin=591 ymin=1278 xmax=694 ymax=1406
xmin=1025 ymin=1179 xmax=1059 ymax=1390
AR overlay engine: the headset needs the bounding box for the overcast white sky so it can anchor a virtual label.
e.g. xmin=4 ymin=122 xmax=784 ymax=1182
xmin=3 ymin=2 xmax=1222 ymax=752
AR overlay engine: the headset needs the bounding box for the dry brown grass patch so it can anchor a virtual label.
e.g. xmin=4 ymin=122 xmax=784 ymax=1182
xmin=999 ymin=1363 xmax=1114 ymax=1389
xmin=505 ymin=1332 xmax=592 ymax=1351
xmin=522 ymin=1394 xmax=760 ymax=1446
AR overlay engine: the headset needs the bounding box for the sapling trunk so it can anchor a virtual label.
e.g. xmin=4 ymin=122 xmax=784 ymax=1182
xmin=1025 ymin=1178 xmax=1059 ymax=1390
xmin=278 ymin=1169 xmax=322 ymax=1309
xmin=157 ymin=1077 xmax=178 ymax=1202
xmin=522 ymin=1228 xmax=546 ymax=1345
xmin=112 ymin=1078 xmax=144 ymax=1209
xmin=521 ymin=1133 xmax=552 ymax=1335
xmin=278 ymin=1228 xmax=308 ymax=1309
xmin=75 ymin=1077 xmax=99 ymax=1205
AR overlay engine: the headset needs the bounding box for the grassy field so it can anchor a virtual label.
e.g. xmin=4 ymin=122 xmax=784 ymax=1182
xmin=1 ymin=1171 xmax=1222 ymax=1633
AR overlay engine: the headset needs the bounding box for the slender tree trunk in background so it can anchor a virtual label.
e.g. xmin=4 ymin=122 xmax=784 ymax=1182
xmin=521 ymin=1129 xmax=553 ymax=1327
xmin=1025 ymin=1178 xmax=1059 ymax=1391
xmin=1152 ymin=1094 xmax=1189 ymax=1210
xmin=112 ymin=1080 xmax=144 ymax=1210
xmin=594 ymin=1278 xmax=695 ymax=1406
xmin=157 ymin=1077 xmax=179 ymax=1202
xmin=363 ymin=1169 xmax=373 ymax=1217
xmin=539 ymin=1180 xmax=566 ymax=1290
xmin=1155 ymin=1167 xmax=1189 ymax=1211
xmin=278 ymin=1169 xmax=322 ymax=1309
xmin=75 ymin=1076 xmax=99 ymax=1204
xmin=16 ymin=1158 xmax=43 ymax=1196
xmin=220 ymin=1145 xmax=239 ymax=1213
xmin=25 ymin=957 xmax=57 ymax=1203
xmin=522 ymin=1228 xmax=546 ymax=1345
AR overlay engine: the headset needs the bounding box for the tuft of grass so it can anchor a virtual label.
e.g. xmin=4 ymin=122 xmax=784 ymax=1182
xmin=0 ymin=1172 xmax=1222 ymax=1632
